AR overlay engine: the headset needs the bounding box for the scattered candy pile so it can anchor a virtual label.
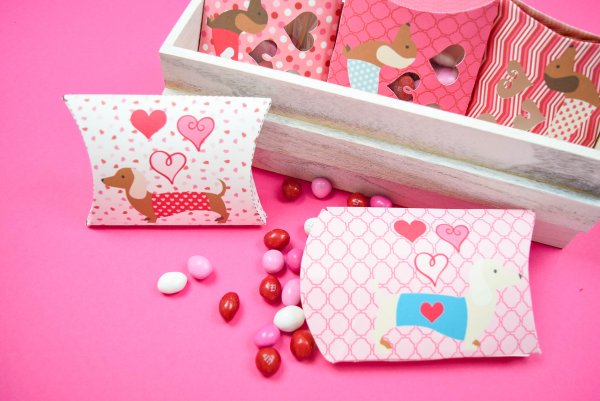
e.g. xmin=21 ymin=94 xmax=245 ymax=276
xmin=155 ymin=176 xmax=396 ymax=378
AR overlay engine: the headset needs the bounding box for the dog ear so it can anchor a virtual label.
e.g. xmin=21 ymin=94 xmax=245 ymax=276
xmin=469 ymin=262 xmax=493 ymax=307
xmin=129 ymin=169 xmax=149 ymax=199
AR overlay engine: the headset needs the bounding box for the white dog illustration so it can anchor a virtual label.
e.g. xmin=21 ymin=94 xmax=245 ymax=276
xmin=369 ymin=259 xmax=522 ymax=355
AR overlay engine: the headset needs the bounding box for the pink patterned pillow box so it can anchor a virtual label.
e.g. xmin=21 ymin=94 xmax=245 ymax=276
xmin=300 ymin=207 xmax=540 ymax=362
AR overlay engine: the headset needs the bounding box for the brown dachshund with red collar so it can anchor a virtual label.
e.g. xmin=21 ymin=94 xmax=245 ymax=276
xmin=102 ymin=168 xmax=229 ymax=223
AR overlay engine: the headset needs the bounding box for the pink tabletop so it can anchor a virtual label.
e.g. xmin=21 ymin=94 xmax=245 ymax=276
xmin=0 ymin=0 xmax=598 ymax=399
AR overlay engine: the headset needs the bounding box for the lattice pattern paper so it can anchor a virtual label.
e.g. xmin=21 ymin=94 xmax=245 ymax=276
xmin=301 ymin=208 xmax=540 ymax=362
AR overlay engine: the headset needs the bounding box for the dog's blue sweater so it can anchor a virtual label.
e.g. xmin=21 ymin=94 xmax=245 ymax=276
xmin=396 ymin=293 xmax=468 ymax=340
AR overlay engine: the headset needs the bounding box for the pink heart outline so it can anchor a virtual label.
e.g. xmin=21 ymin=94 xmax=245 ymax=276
xmin=149 ymin=151 xmax=187 ymax=184
xmin=177 ymin=115 xmax=215 ymax=151
xmin=414 ymin=252 xmax=449 ymax=286
xmin=435 ymin=224 xmax=469 ymax=252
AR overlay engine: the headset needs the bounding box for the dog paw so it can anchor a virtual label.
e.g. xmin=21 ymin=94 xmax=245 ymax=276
xmin=374 ymin=338 xmax=393 ymax=357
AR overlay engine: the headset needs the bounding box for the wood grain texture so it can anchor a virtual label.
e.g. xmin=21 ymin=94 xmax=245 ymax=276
xmin=159 ymin=0 xmax=600 ymax=247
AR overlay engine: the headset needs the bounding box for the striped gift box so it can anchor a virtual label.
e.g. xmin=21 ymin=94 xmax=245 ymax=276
xmin=467 ymin=0 xmax=600 ymax=147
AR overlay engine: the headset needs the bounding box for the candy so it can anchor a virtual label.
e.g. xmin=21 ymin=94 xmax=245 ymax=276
xmin=259 ymin=275 xmax=282 ymax=303
xmin=262 ymin=249 xmax=285 ymax=274
xmin=187 ymin=255 xmax=214 ymax=280
xmin=273 ymin=305 xmax=305 ymax=332
xmin=255 ymin=347 xmax=281 ymax=377
xmin=370 ymin=195 xmax=393 ymax=208
xmin=282 ymin=177 xmax=303 ymax=201
xmin=311 ymin=177 xmax=332 ymax=199
xmin=254 ymin=324 xmax=281 ymax=347
xmin=157 ymin=272 xmax=188 ymax=294
xmin=285 ymin=248 xmax=303 ymax=274
xmin=281 ymin=278 xmax=301 ymax=306
xmin=263 ymin=229 xmax=290 ymax=250
xmin=219 ymin=292 xmax=240 ymax=322
xmin=347 ymin=192 xmax=369 ymax=207
xmin=290 ymin=329 xmax=316 ymax=360
xmin=304 ymin=218 xmax=317 ymax=235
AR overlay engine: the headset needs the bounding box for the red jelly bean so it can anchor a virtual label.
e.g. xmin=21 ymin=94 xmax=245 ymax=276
xmin=255 ymin=347 xmax=281 ymax=377
xmin=264 ymin=229 xmax=290 ymax=250
xmin=219 ymin=292 xmax=240 ymax=322
xmin=347 ymin=192 xmax=369 ymax=207
xmin=282 ymin=177 xmax=302 ymax=201
xmin=259 ymin=275 xmax=282 ymax=303
xmin=290 ymin=329 xmax=315 ymax=360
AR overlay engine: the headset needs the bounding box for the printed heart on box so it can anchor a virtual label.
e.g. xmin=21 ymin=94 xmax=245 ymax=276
xmin=149 ymin=151 xmax=187 ymax=184
xmin=420 ymin=302 xmax=444 ymax=323
xmin=435 ymin=224 xmax=469 ymax=252
xmin=130 ymin=110 xmax=167 ymax=139
xmin=414 ymin=252 xmax=448 ymax=286
xmin=177 ymin=115 xmax=215 ymax=151
xmin=393 ymin=220 xmax=426 ymax=242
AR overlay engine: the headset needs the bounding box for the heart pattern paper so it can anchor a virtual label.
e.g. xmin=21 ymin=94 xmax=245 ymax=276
xmin=198 ymin=0 xmax=343 ymax=81
xmin=301 ymin=207 xmax=540 ymax=362
xmin=65 ymin=95 xmax=271 ymax=226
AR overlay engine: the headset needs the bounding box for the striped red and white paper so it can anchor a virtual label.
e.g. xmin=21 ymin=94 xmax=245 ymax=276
xmin=467 ymin=0 xmax=600 ymax=147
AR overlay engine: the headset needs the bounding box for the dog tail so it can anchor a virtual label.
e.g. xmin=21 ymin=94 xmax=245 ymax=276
xmin=217 ymin=179 xmax=227 ymax=197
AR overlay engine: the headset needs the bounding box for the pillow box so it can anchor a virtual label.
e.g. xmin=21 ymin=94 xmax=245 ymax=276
xmin=467 ymin=0 xmax=600 ymax=148
xmin=326 ymin=0 xmax=499 ymax=114
xmin=65 ymin=95 xmax=271 ymax=226
xmin=301 ymin=207 xmax=540 ymax=362
xmin=198 ymin=0 xmax=343 ymax=80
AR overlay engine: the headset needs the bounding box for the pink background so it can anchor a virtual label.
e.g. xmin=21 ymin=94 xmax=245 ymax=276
xmin=0 ymin=0 xmax=598 ymax=400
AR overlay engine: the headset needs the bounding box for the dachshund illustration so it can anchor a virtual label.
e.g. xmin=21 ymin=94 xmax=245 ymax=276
xmin=342 ymin=23 xmax=417 ymax=93
xmin=101 ymin=168 xmax=229 ymax=224
xmin=369 ymin=259 xmax=522 ymax=355
xmin=544 ymin=45 xmax=600 ymax=141
xmin=343 ymin=23 xmax=417 ymax=68
xmin=206 ymin=0 xmax=267 ymax=59
xmin=206 ymin=0 xmax=267 ymax=34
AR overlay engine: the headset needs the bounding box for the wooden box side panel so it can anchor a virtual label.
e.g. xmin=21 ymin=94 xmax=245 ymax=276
xmin=160 ymin=36 xmax=600 ymax=195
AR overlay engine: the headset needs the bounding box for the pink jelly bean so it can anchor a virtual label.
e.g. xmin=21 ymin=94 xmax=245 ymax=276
xmin=262 ymin=249 xmax=285 ymax=274
xmin=187 ymin=255 xmax=214 ymax=279
xmin=282 ymin=278 xmax=301 ymax=306
xmin=370 ymin=195 xmax=393 ymax=207
xmin=285 ymin=248 xmax=303 ymax=274
xmin=254 ymin=324 xmax=281 ymax=347
xmin=311 ymin=177 xmax=332 ymax=199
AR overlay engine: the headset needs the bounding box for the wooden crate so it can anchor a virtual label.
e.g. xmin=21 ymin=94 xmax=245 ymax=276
xmin=159 ymin=0 xmax=600 ymax=248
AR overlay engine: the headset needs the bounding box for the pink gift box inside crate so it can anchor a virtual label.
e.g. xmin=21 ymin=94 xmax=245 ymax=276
xmin=327 ymin=0 xmax=499 ymax=114
xmin=198 ymin=0 xmax=343 ymax=80
xmin=467 ymin=0 xmax=600 ymax=148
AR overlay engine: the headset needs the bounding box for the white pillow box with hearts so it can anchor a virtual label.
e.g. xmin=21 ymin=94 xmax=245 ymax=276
xmin=65 ymin=95 xmax=271 ymax=225
xmin=300 ymin=207 xmax=541 ymax=362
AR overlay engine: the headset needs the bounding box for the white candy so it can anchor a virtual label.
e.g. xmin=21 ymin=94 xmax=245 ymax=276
xmin=157 ymin=272 xmax=188 ymax=294
xmin=304 ymin=217 xmax=317 ymax=235
xmin=273 ymin=305 xmax=305 ymax=332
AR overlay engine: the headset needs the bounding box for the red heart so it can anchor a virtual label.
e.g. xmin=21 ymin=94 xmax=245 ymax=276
xmin=420 ymin=302 xmax=444 ymax=323
xmin=393 ymin=220 xmax=426 ymax=242
xmin=130 ymin=110 xmax=166 ymax=139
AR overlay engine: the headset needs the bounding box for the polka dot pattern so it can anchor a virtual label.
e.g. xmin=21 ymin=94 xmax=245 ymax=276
xmin=64 ymin=95 xmax=270 ymax=226
xmin=198 ymin=0 xmax=342 ymax=80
